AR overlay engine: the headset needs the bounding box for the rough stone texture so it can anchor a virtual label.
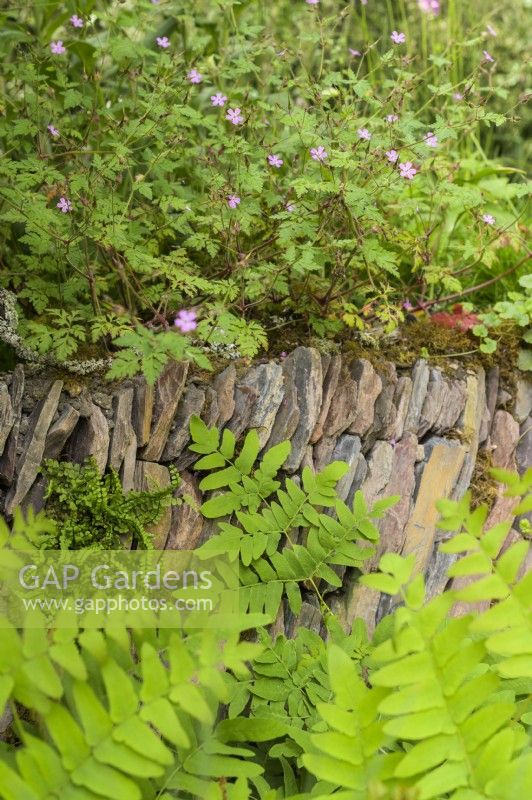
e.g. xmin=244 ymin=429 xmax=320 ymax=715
xmin=133 ymin=461 xmax=172 ymax=549
xmin=368 ymin=362 xmax=397 ymax=443
xmin=418 ymin=369 xmax=447 ymax=438
xmin=401 ymin=439 xmax=467 ymax=575
xmin=279 ymin=347 xmax=322 ymax=472
xmin=330 ymin=434 xmax=363 ymax=501
xmin=390 ymin=376 xmax=413 ymax=440
xmin=345 ymin=434 xmax=418 ymax=633
xmin=450 ymin=409 xmax=520 ymax=617
xmin=0 ymin=365 xmax=24 ymax=487
xmin=432 ymin=378 xmax=467 ymax=435
xmin=0 ymin=353 xmax=528 ymax=636
xmin=5 ymin=380 xmax=63 ymax=514
xmin=348 ymin=359 xmax=382 ymax=438
xmin=66 ymin=402 xmax=110 ymax=474
xmin=213 ymin=365 xmax=236 ymax=427
xmin=0 ymin=382 xmax=13 ymax=455
xmin=517 ymin=415 xmax=532 ymax=478
xmin=361 ymin=441 xmax=394 ymax=508
xmin=162 ymin=385 xmax=206 ymax=461
xmin=43 ymin=404 xmax=80 ymax=460
xmin=132 ymin=377 xmax=154 ymax=448
xmin=515 ymin=378 xmax=532 ymax=424
xmin=0 ymin=705 xmax=13 ymax=741
xmin=311 ymin=355 xmax=342 ymax=443
xmin=108 ymin=387 xmax=135 ymax=472
xmin=320 ymin=366 xmax=359 ymax=439
xmin=142 ymin=362 xmax=188 ymax=461
xmin=244 ymin=363 xmax=285 ymax=446
xmin=485 ymin=367 xmax=500 ymax=432
xmin=167 ymin=471 xmax=204 ymax=551
xmin=227 ymin=382 xmax=259 ymax=441
xmin=403 ymin=359 xmax=430 ymax=434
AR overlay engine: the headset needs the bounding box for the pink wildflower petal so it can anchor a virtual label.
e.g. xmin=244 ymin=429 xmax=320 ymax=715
xmin=174 ymin=310 xmax=198 ymax=333
xmin=424 ymin=132 xmax=438 ymax=148
xmin=386 ymin=149 xmax=399 ymax=163
xmin=386 ymin=114 xmax=399 ymax=123
xmin=391 ymin=31 xmax=406 ymax=44
xmin=399 ymin=161 xmax=417 ymax=180
xmin=70 ymin=15 xmax=84 ymax=28
xmin=310 ymin=146 xmax=328 ymax=162
xmin=187 ymin=69 xmax=202 ymax=84
xmin=211 ymin=92 xmax=227 ymax=107
xmin=482 ymin=213 xmax=495 ymax=225
xmin=267 ymin=154 xmax=283 ymax=168
xmin=56 ymin=197 xmax=72 ymax=213
xmin=226 ymin=107 xmax=244 ymax=125
xmin=483 ymin=50 xmax=495 ymax=63
xmin=47 ymin=125 xmax=60 ymax=137
xmin=349 ymin=48 xmax=361 ymax=57
xmin=418 ymin=0 xmax=440 ymax=14
xmin=227 ymin=194 xmax=241 ymax=209
xmin=358 ymin=128 xmax=371 ymax=141
xmin=156 ymin=36 xmax=170 ymax=49
xmin=50 ymin=40 xmax=66 ymax=55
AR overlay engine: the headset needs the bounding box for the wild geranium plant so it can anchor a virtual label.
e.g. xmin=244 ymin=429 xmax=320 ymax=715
xmin=0 ymin=1 xmax=529 ymax=379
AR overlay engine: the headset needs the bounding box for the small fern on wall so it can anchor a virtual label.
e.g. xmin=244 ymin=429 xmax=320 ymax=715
xmin=40 ymin=458 xmax=179 ymax=549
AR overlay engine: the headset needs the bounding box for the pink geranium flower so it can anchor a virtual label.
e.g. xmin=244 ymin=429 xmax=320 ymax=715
xmin=482 ymin=213 xmax=495 ymax=225
xmin=391 ymin=31 xmax=406 ymax=44
xmin=47 ymin=124 xmax=60 ymax=137
xmin=211 ymin=92 xmax=227 ymax=106
xmin=174 ymin=310 xmax=197 ymax=333
xmin=483 ymin=50 xmax=495 ymax=63
xmin=399 ymin=161 xmax=417 ymax=180
xmin=56 ymin=197 xmax=72 ymax=213
xmin=310 ymin=146 xmax=328 ymax=162
xmin=349 ymin=48 xmax=361 ymax=57
xmin=70 ymin=15 xmax=84 ymax=28
xmin=50 ymin=41 xmax=66 ymax=54
xmin=358 ymin=128 xmax=371 ymax=141
xmin=453 ymin=92 xmax=464 ymax=101
xmin=418 ymin=0 xmax=440 ymax=14
xmin=227 ymin=194 xmax=241 ymax=208
xmin=187 ymin=69 xmax=202 ymax=84
xmin=306 ymin=0 xmax=320 ymax=4
xmin=268 ymin=154 xmax=283 ymax=168
xmin=386 ymin=149 xmax=399 ymax=163
xmin=386 ymin=114 xmax=399 ymax=123
xmin=424 ymin=132 xmax=438 ymax=147
xmin=226 ymin=107 xmax=244 ymax=125
xmin=156 ymin=36 xmax=170 ymax=48
xmin=286 ymin=203 xmax=295 ymax=212
xmin=486 ymin=24 xmax=497 ymax=37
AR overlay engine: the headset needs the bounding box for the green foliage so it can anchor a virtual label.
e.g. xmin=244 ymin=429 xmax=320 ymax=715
xmin=473 ymin=274 xmax=532 ymax=369
xmin=40 ymin=458 xmax=179 ymax=549
xmin=105 ymin=326 xmax=212 ymax=385
xmin=188 ymin=416 xmax=397 ymax=619
xmin=0 ymin=464 xmax=530 ymax=799
xmin=0 ymin=1 xmax=529 ymax=377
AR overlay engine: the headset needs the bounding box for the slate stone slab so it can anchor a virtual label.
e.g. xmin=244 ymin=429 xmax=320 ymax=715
xmin=5 ymin=379 xmax=63 ymax=514
xmin=143 ymin=361 xmax=188 ymax=461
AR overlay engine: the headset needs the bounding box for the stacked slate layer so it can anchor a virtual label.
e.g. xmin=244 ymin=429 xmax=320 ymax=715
xmin=1 ymin=348 xmax=530 ymax=634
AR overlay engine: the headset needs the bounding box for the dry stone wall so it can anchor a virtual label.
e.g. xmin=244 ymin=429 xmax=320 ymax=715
xmin=1 ymin=347 xmax=530 ymax=634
